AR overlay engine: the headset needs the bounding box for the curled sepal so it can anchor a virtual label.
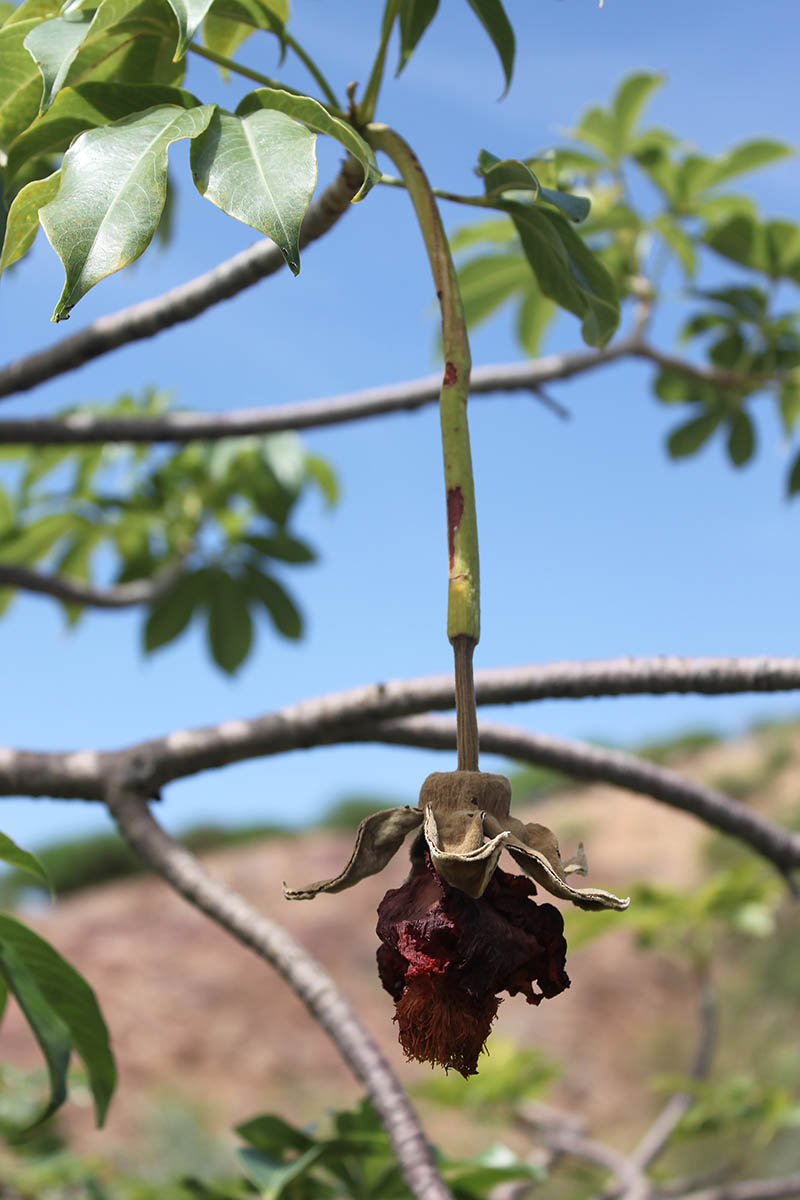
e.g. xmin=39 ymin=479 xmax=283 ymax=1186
xmin=423 ymin=804 xmax=508 ymax=899
xmin=283 ymin=807 xmax=422 ymax=900
xmin=484 ymin=813 xmax=630 ymax=912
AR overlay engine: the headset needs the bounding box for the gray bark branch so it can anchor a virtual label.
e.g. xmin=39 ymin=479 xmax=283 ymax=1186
xmin=0 ymin=562 xmax=181 ymax=608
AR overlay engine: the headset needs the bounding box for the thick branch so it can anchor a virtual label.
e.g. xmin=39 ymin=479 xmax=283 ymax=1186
xmin=3 ymin=655 xmax=800 ymax=812
xmin=0 ymin=161 xmax=364 ymax=402
xmin=0 ymin=561 xmax=181 ymax=608
xmin=105 ymin=783 xmax=451 ymax=1200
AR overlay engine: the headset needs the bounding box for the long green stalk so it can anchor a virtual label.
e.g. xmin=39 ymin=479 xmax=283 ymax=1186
xmin=366 ymin=124 xmax=480 ymax=770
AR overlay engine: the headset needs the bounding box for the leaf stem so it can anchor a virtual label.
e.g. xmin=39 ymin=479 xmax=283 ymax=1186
xmin=357 ymin=1 xmax=399 ymax=124
xmin=366 ymin=124 xmax=480 ymax=769
xmin=281 ymin=29 xmax=343 ymax=113
xmin=188 ymin=41 xmax=293 ymax=92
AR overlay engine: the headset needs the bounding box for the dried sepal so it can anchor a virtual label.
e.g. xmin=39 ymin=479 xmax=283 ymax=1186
xmin=484 ymin=812 xmax=629 ymax=912
xmin=283 ymin=806 xmax=423 ymax=900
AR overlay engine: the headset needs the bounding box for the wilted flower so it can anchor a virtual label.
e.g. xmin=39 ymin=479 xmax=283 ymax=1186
xmin=285 ymin=770 xmax=628 ymax=1075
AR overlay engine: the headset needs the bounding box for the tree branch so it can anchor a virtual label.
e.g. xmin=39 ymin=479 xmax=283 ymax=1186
xmin=2 ymin=654 xmax=800 ymax=800
xmin=104 ymin=781 xmax=452 ymax=1200
xmin=349 ymin=718 xmax=800 ymax=876
xmin=515 ymin=1108 xmax=650 ymax=1200
xmin=676 ymin=1177 xmax=800 ymax=1200
xmin=0 ymin=160 xmax=364 ymax=402
xmin=0 ymin=561 xmax=181 ymax=608
xmin=0 ymin=338 xmax=781 ymax=446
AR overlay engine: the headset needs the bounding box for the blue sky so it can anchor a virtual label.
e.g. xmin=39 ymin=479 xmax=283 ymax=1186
xmin=1 ymin=0 xmax=799 ymax=850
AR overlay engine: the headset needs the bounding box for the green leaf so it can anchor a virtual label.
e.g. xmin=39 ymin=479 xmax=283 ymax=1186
xmin=0 ymin=913 xmax=115 ymax=1125
xmin=143 ymin=569 xmax=207 ymax=652
xmin=573 ymin=105 xmax=616 ymax=159
xmin=465 ymin=0 xmax=514 ymax=94
xmin=652 ymin=213 xmax=696 ymax=277
xmin=397 ymin=0 xmax=438 ymax=70
xmin=236 ymin=87 xmax=380 ymax=202
xmin=764 ymin=219 xmax=800 ymax=282
xmin=779 ymin=382 xmax=800 ymax=435
xmin=726 ymin=411 xmax=755 ymax=467
xmin=476 ymin=149 xmax=539 ymax=199
xmin=0 ymin=512 xmax=79 ymax=565
xmin=704 ymin=213 xmax=759 ymax=271
xmin=667 ymin=411 xmax=722 ymax=458
xmin=235 ymin=1112 xmax=316 ymax=1156
xmin=23 ymin=11 xmax=93 ymax=113
xmin=40 ymin=102 xmax=213 ymax=320
xmin=206 ymin=569 xmax=253 ymax=673
xmin=6 ymin=81 xmax=200 ymax=183
xmin=0 ymin=831 xmax=50 ymax=890
xmin=456 ymin=252 xmax=530 ymax=328
xmin=698 ymin=286 xmax=767 ymax=320
xmin=708 ymin=139 xmax=793 ymax=186
xmin=164 ymin=0 xmax=214 ymax=58
xmin=304 ymin=455 xmax=338 ymax=507
xmin=708 ymin=329 xmax=745 ymax=368
xmin=191 ymin=107 xmax=316 ymax=275
xmin=237 ymin=1145 xmax=326 ymax=1197
xmin=243 ymin=563 xmax=302 ymax=639
xmin=611 ymin=72 xmax=663 ymax=152
xmin=0 ymin=938 xmax=71 ymax=1125
xmin=0 ymin=169 xmax=60 ymax=275
xmin=241 ymin=532 xmax=315 ymax=563
xmin=0 ymin=16 xmax=52 ymax=154
xmin=537 ymin=185 xmax=590 ymax=223
xmin=516 ymin=284 xmax=555 ymax=357
xmin=788 ymin=449 xmax=800 ymax=496
xmin=201 ymin=9 xmax=252 ymax=62
xmin=504 ymin=200 xmax=619 ymax=346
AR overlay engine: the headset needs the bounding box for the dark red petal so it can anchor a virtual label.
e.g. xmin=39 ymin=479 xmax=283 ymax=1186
xmin=376 ymin=857 xmax=570 ymax=1076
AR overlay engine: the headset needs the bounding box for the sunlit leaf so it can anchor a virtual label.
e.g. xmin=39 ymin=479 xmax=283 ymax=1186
xmin=191 ymin=106 xmax=316 ymax=275
xmin=40 ymin=102 xmax=214 ymax=320
xmin=164 ymin=0 xmax=214 ymax=57
xmin=456 ymin=252 xmax=530 ymax=329
xmin=236 ymin=87 xmax=381 ymax=201
xmin=23 ymin=10 xmax=93 ymax=112
xmin=0 ymin=15 xmax=52 ymax=153
xmin=0 ymin=832 xmax=50 ymax=890
xmin=708 ymin=139 xmax=793 ymax=187
xmin=611 ymin=72 xmax=663 ymax=153
xmin=516 ymin=284 xmax=555 ymax=357
xmin=0 ymin=169 xmax=60 ymax=275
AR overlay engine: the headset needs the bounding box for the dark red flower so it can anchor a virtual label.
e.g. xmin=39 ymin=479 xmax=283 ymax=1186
xmin=376 ymin=854 xmax=570 ymax=1077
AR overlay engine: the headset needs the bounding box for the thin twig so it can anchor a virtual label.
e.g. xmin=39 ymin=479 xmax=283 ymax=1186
xmin=104 ymin=782 xmax=453 ymax=1200
xmin=676 ymin=1176 xmax=800 ymax=1200
xmin=515 ymin=1110 xmax=650 ymax=1200
xmin=0 ymin=160 xmax=364 ymax=402
xmin=0 ymin=561 xmax=182 ymax=608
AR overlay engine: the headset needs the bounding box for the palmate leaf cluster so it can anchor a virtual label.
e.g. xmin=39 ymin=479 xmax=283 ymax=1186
xmin=0 ymin=390 xmax=334 ymax=672
xmin=453 ymin=74 xmax=800 ymax=492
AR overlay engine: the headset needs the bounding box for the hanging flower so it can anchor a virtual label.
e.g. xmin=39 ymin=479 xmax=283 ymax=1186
xmin=285 ymin=770 xmax=628 ymax=1075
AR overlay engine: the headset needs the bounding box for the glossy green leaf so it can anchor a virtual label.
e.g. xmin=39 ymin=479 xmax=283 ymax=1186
xmin=0 ymin=169 xmax=60 ymax=275
xmin=726 ymin=411 xmax=755 ymax=467
xmin=504 ymin=200 xmax=619 ymax=346
xmin=398 ymin=0 xmax=438 ymax=70
xmin=0 ymin=938 xmax=71 ymax=1125
xmin=476 ymin=148 xmax=539 ymax=199
xmin=206 ymin=569 xmax=253 ymax=673
xmin=143 ymin=569 xmax=207 ymax=651
xmin=202 ymin=0 xmax=285 ymax=56
xmin=611 ymin=72 xmax=663 ymax=152
xmin=23 ymin=11 xmax=93 ymax=113
xmin=465 ymin=0 xmax=514 ymax=93
xmin=241 ymin=532 xmax=315 ymax=563
xmin=243 ymin=563 xmax=302 ymax=639
xmin=667 ymin=411 xmax=722 ymax=458
xmin=788 ymin=449 xmax=800 ymax=496
xmin=6 ymin=81 xmax=200 ymax=183
xmin=0 ymin=16 xmax=50 ymax=153
xmin=164 ymin=0 xmax=214 ymax=57
xmin=201 ymin=9 xmax=253 ymax=61
xmin=192 ymin=107 xmax=316 ymax=275
xmin=0 ymin=832 xmax=50 ymax=889
xmin=708 ymin=139 xmax=793 ymax=186
xmin=236 ymin=87 xmax=380 ymax=201
xmin=0 ymin=913 xmax=115 ymax=1125
xmin=40 ymin=102 xmax=213 ymax=320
